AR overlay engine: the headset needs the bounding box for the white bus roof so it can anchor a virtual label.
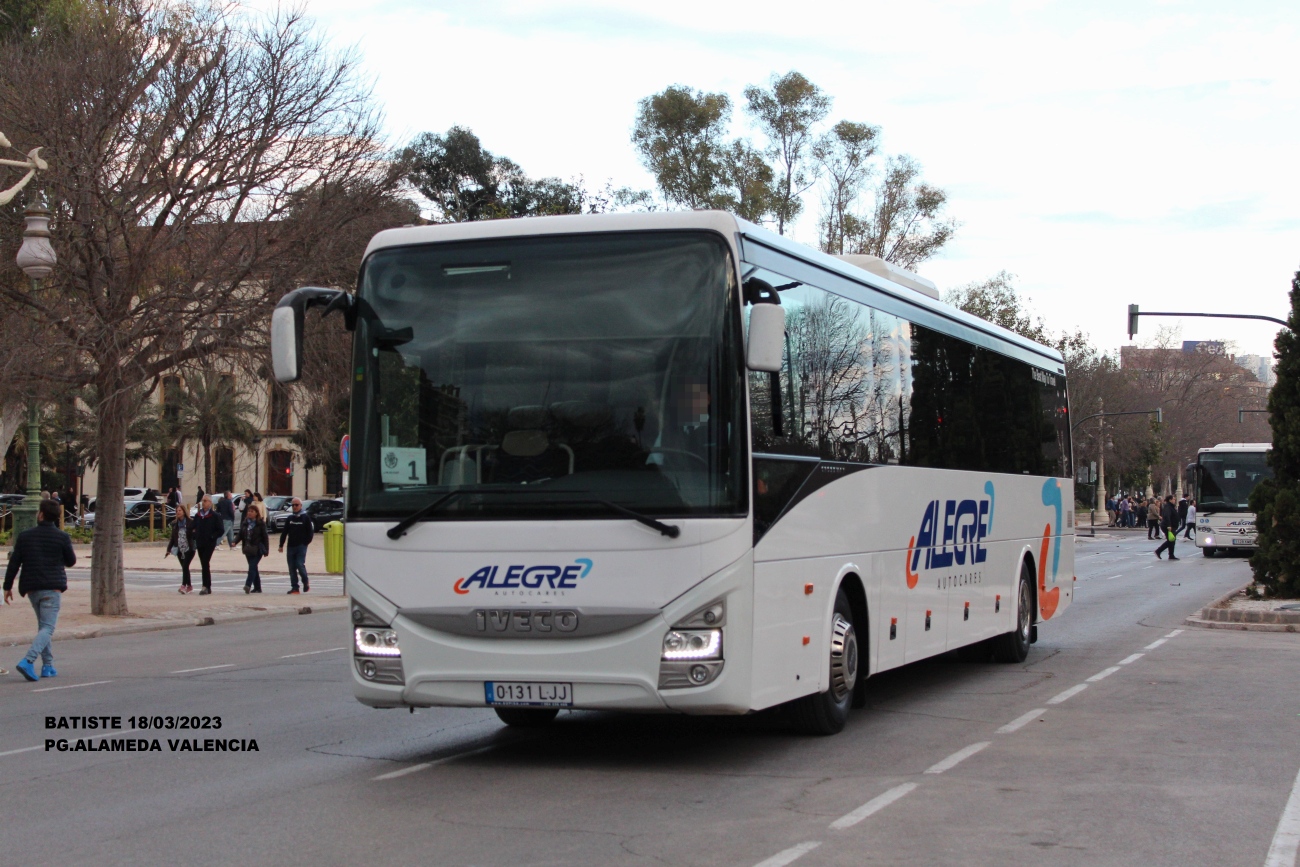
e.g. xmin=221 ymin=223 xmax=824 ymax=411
xmin=363 ymin=210 xmax=1065 ymax=369
xmin=1199 ymin=443 xmax=1272 ymax=453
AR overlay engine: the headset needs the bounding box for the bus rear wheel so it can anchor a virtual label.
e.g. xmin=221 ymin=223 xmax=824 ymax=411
xmin=991 ymin=562 xmax=1034 ymax=664
xmin=791 ymin=590 xmax=858 ymax=736
xmin=494 ymin=707 xmax=559 ymax=728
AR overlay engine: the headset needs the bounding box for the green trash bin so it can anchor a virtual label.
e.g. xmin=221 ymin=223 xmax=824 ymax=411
xmin=323 ymin=521 xmax=345 ymax=575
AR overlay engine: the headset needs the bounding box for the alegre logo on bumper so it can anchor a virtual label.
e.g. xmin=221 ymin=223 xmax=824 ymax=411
xmin=453 ymin=558 xmax=594 ymax=596
xmin=905 ymin=484 xmax=994 ymax=589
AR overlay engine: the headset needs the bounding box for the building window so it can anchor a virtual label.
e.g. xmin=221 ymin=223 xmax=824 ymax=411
xmin=162 ymin=376 xmax=183 ymax=424
xmin=214 ymin=447 xmax=234 ymax=493
xmin=269 ymin=383 xmax=291 ymax=431
xmin=161 ymin=448 xmax=180 ymax=492
xmin=266 ymin=449 xmax=293 ymax=496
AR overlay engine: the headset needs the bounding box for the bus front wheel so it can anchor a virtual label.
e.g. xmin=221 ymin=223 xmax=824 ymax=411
xmin=791 ymin=590 xmax=858 ymax=736
xmin=494 ymin=707 xmax=559 ymax=728
xmin=991 ymin=563 xmax=1034 ymax=664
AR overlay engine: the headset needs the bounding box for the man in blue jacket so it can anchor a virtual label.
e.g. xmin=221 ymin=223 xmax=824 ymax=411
xmin=4 ymin=500 xmax=76 ymax=681
xmin=278 ymin=498 xmax=314 ymax=594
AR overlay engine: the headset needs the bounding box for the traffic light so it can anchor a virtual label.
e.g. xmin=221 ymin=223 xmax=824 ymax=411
xmin=1127 ymin=304 xmax=1140 ymax=339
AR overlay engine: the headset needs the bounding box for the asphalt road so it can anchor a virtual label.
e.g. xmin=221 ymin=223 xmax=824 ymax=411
xmin=2 ymin=534 xmax=1298 ymax=867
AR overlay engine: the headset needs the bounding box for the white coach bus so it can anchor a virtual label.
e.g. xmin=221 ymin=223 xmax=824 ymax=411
xmin=1192 ymin=443 xmax=1272 ymax=556
xmin=271 ymin=211 xmax=1074 ymax=735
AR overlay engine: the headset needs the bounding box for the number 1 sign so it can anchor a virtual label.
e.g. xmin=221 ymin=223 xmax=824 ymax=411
xmin=380 ymin=447 xmax=427 ymax=486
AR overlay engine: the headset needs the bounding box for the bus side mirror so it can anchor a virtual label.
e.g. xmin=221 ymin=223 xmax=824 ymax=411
xmin=271 ymin=287 xmax=356 ymax=383
xmin=747 ymin=303 xmax=785 ymax=373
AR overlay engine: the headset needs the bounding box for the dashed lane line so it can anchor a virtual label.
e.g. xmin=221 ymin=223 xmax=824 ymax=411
xmin=1103 ymin=574 xmax=1123 ymax=580
xmin=1118 ymin=653 xmax=1145 ymax=665
xmin=925 ymin=742 xmax=990 ymax=775
xmin=829 ymin=782 xmax=919 ymax=830
xmin=170 ymin=664 xmax=235 ymax=674
xmin=1047 ymin=684 xmax=1088 ymax=705
xmin=1264 ymin=763 xmax=1300 ymax=867
xmin=371 ymin=744 xmax=498 ymax=781
xmin=0 ymin=728 xmax=140 ymax=758
xmin=1145 ymin=638 xmax=1168 ymax=650
xmin=1086 ymin=667 xmax=1121 ymax=683
xmin=996 ymin=708 xmax=1046 ymax=734
xmin=31 ymin=680 xmax=113 ymax=693
xmin=753 ymin=841 xmax=822 ymax=867
xmin=280 ymin=647 xmax=346 ymax=659
xmin=1165 ymin=629 xmax=1184 ymax=638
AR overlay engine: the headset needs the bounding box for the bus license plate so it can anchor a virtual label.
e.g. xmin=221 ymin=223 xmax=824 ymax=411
xmin=485 ymin=681 xmax=572 ymax=707
xmin=1232 ymin=538 xmax=1255 ymax=545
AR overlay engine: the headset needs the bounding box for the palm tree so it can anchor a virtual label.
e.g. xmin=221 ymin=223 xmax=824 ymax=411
xmin=176 ymin=369 xmax=260 ymax=492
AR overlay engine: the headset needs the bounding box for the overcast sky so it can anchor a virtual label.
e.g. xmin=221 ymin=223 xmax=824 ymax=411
xmin=249 ymin=0 xmax=1298 ymax=359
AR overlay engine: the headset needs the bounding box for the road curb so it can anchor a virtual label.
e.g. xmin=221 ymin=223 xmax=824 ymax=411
xmin=0 ymin=599 xmax=348 ymax=646
xmin=1184 ymin=584 xmax=1300 ymax=633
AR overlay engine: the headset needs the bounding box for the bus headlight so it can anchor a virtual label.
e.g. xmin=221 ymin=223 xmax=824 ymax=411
xmin=354 ymin=627 xmax=401 ymax=657
xmin=662 ymin=629 xmax=722 ymax=660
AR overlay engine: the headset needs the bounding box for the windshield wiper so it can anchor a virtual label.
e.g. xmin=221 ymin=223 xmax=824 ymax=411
xmin=386 ymin=488 xmax=682 ymax=539
xmin=387 ymin=490 xmax=464 ymax=539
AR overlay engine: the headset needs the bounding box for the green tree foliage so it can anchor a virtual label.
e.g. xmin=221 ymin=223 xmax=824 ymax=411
xmin=944 ymin=271 xmax=1052 ymax=345
xmin=814 ymin=120 xmax=879 ymax=254
xmin=403 ymin=126 xmax=592 ymax=222
xmin=743 ymin=71 xmax=830 ymax=235
xmin=631 ymin=85 xmax=733 ymax=210
xmin=176 ymin=369 xmax=259 ymax=492
xmin=1249 ymin=271 xmax=1300 ymax=596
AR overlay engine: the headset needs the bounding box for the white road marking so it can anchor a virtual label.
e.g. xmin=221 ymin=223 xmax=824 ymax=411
xmin=1047 ymin=684 xmax=1088 ymax=704
xmin=829 ymin=782 xmax=918 ymax=830
xmin=1103 ymin=574 xmax=1122 ymax=580
xmin=1118 ymin=653 xmax=1144 ymax=665
xmin=925 ymin=742 xmax=990 ymax=774
xmin=1145 ymin=638 xmax=1167 ymax=650
xmin=1265 ymin=764 xmax=1300 ymax=867
xmin=1143 ymin=565 xmax=1155 ymax=570
xmin=169 ymin=664 xmax=235 ymax=674
xmin=996 ymin=708 xmax=1046 ymax=734
xmin=1086 ymin=667 xmax=1121 ymax=683
xmin=373 ymin=762 xmax=432 ymax=781
xmin=1164 ymin=629 xmax=1184 ymax=638
xmin=32 ymin=680 xmax=113 ymax=693
xmin=0 ymin=728 xmax=140 ymax=758
xmin=280 ymin=647 xmax=346 ymax=659
xmin=372 ymin=744 xmax=497 ymax=781
xmin=753 ymin=841 xmax=822 ymax=867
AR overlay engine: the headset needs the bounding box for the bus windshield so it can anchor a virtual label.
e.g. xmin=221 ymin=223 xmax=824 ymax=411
xmin=1197 ymin=451 xmax=1272 ymax=512
xmin=349 ymin=231 xmax=745 ymax=522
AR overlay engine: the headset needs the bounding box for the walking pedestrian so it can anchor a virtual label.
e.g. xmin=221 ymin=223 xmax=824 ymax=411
xmin=1177 ymin=494 xmax=1190 ymax=533
xmin=1154 ymin=495 xmax=1180 ymax=560
xmin=1136 ymin=498 xmax=1148 ymax=531
xmin=1183 ymin=499 xmax=1197 ymax=540
xmin=166 ymin=486 xmax=179 ymax=508
xmin=166 ymin=502 xmax=197 ymax=594
xmin=1146 ymin=498 xmax=1161 ymax=540
xmin=1105 ymin=496 xmax=1117 ymax=527
xmin=217 ymin=490 xmax=237 ymax=550
xmin=238 ymin=502 xmax=269 ymax=594
xmin=278 ymin=498 xmax=314 ymax=594
xmin=1119 ymin=496 xmax=1131 ymax=528
xmin=4 ymin=499 xmax=75 ymax=681
xmin=192 ymin=495 xmax=224 ymax=595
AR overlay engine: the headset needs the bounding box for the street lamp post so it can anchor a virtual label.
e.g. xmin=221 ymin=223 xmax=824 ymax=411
xmin=251 ymin=435 xmax=262 ymax=493
xmin=11 ymin=200 xmax=56 ymax=534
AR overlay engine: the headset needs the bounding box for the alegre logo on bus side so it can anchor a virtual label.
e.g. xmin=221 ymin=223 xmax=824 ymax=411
xmin=453 ymin=558 xmax=594 ymax=595
xmin=905 ymin=482 xmax=995 ymax=589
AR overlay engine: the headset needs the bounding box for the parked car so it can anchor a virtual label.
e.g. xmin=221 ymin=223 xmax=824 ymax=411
xmin=84 ymin=499 xmax=174 ymax=529
xmin=271 ymin=498 xmax=344 ymax=532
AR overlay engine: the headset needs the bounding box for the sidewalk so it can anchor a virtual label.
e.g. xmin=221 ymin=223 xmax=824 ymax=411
xmin=0 ymin=576 xmax=346 ymax=647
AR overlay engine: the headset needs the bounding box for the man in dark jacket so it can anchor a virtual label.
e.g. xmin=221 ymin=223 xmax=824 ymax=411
xmin=1177 ymin=495 xmax=1190 ymax=532
xmin=278 ymin=498 xmax=314 ymax=594
xmin=192 ymin=495 xmax=225 ymax=595
xmin=4 ymin=500 xmax=76 ymax=681
xmin=216 ymin=490 xmax=237 ymax=550
xmin=1154 ymin=495 xmax=1180 ymax=560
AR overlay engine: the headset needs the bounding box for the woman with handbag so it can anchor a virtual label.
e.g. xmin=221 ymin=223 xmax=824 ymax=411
xmin=166 ymin=502 xmax=197 ymax=594
xmin=238 ymin=502 xmax=269 ymax=593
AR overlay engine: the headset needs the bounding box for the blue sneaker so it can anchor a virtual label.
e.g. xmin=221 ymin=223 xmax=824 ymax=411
xmin=41 ymin=665 xmax=56 ymax=678
xmin=15 ymin=659 xmax=38 ymax=681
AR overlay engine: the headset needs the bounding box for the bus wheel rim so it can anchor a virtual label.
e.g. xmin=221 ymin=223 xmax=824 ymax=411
xmin=829 ymin=613 xmax=857 ymax=701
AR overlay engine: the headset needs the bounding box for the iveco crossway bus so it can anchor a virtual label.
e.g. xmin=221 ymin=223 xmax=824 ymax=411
xmin=1192 ymin=443 xmax=1272 ymax=556
xmin=270 ymin=211 xmax=1075 ymax=734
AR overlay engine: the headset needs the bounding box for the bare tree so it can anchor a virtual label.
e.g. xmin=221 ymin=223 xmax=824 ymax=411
xmin=0 ymin=1 xmax=399 ymax=614
xmin=814 ymin=121 xmax=879 ymax=255
xmin=845 ymin=155 xmax=958 ymax=269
